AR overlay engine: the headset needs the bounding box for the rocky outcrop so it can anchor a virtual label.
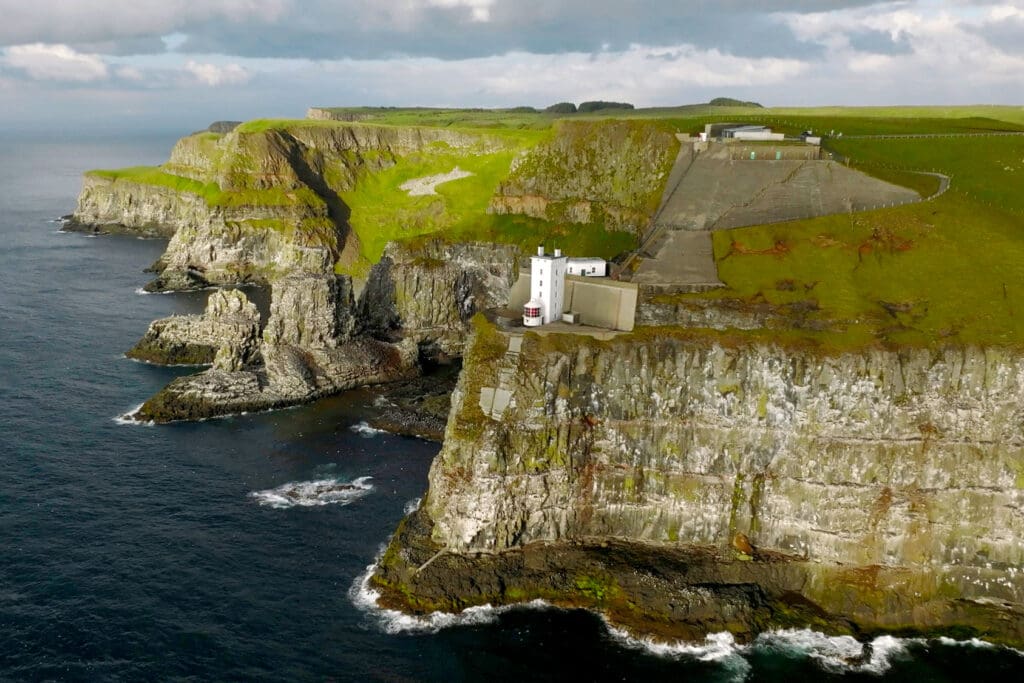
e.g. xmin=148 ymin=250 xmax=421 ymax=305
xmin=126 ymin=289 xmax=260 ymax=366
xmin=134 ymin=261 xmax=419 ymax=423
xmin=359 ymin=240 xmax=520 ymax=355
xmin=67 ymin=175 xmax=205 ymax=238
xmin=491 ymin=120 xmax=679 ymax=235
xmin=374 ymin=323 xmax=1024 ymax=645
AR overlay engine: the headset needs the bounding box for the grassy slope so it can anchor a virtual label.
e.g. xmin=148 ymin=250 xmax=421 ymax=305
xmin=703 ymin=134 xmax=1024 ymax=347
xmin=338 ymin=142 xmax=529 ymax=271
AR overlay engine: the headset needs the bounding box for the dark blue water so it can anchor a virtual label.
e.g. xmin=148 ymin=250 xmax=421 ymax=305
xmin=2 ymin=133 xmax=1022 ymax=682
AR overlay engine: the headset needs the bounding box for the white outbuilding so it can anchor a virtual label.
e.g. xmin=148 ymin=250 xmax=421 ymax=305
xmin=566 ymin=257 xmax=607 ymax=277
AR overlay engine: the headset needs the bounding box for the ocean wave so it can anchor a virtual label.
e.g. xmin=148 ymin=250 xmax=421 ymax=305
xmin=752 ymin=629 xmax=910 ymax=675
xmin=403 ymin=498 xmax=422 ymax=516
xmin=250 ymin=476 xmax=373 ymax=509
xmin=350 ymin=555 xmax=552 ymax=635
xmin=604 ymin=622 xmax=743 ymax=662
xmin=349 ymin=421 xmax=388 ymax=437
xmin=112 ymin=403 xmax=153 ymax=427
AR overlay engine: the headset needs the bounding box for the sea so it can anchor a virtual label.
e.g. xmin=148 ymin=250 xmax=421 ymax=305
xmin=1 ymin=130 xmax=1022 ymax=682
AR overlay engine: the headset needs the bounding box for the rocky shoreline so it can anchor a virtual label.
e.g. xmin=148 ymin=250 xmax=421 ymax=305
xmin=373 ymin=508 xmax=1024 ymax=646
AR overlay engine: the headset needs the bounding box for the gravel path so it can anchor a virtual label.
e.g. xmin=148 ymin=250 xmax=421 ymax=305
xmin=400 ymin=167 xmax=474 ymax=196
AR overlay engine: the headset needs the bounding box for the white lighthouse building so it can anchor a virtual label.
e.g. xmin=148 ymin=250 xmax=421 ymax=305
xmin=523 ymin=246 xmax=567 ymax=327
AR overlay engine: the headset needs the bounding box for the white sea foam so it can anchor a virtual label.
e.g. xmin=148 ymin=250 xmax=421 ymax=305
xmin=124 ymin=355 xmax=208 ymax=368
xmin=602 ymin=622 xmax=918 ymax=677
xmin=350 ymin=421 xmax=388 ymax=437
xmin=250 ymin=476 xmax=373 ymax=509
xmin=936 ymin=636 xmax=997 ymax=649
xmin=372 ymin=395 xmax=393 ymax=408
xmin=754 ymin=629 xmax=911 ymax=675
xmin=403 ymin=497 xmax=422 ymax=516
xmin=603 ymin=621 xmax=746 ymax=662
xmin=350 ymin=555 xmax=552 ymax=635
xmin=112 ymin=403 xmax=153 ymax=426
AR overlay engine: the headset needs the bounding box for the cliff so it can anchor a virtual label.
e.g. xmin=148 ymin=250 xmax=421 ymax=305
xmin=71 ymin=121 xmax=517 ymax=291
xmin=359 ymin=239 xmax=520 ymax=356
xmin=373 ymin=322 xmax=1024 ymax=645
xmin=134 ymin=250 xmax=418 ymax=423
xmin=131 ymin=241 xmax=519 ymax=422
xmin=490 ymin=120 xmax=679 ymax=235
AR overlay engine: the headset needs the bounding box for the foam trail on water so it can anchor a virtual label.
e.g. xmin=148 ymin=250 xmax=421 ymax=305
xmin=250 ymin=476 xmax=373 ymax=509
xmin=350 ymin=421 xmax=388 ymax=437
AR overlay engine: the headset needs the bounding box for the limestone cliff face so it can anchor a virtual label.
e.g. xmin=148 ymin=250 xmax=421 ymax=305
xmin=70 ymin=175 xmax=206 ymax=238
xmin=393 ymin=324 xmax=1024 ymax=641
xmin=491 ymin=120 xmax=679 ymax=234
xmin=359 ymin=240 xmax=520 ymax=355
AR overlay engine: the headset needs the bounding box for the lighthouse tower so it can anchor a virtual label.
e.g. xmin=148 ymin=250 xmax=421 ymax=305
xmin=524 ymin=246 xmax=567 ymax=326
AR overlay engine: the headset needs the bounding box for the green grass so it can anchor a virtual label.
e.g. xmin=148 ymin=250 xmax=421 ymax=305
xmin=311 ymin=104 xmax=1024 ymax=135
xmin=703 ymin=135 xmax=1024 ymax=347
xmin=87 ymin=165 xmax=325 ymax=210
xmin=339 ymin=143 xmax=527 ymax=270
xmin=88 ymin=166 xmax=215 ymax=197
xmin=830 ymin=136 xmax=1024 ymax=213
xmin=239 ymin=116 xmax=545 ymax=143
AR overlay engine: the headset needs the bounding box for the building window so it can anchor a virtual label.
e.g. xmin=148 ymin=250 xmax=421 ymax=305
xmin=539 ymin=280 xmax=543 ymax=287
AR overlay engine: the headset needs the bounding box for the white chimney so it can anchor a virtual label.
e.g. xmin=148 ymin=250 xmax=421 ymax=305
xmin=537 ymin=245 xmax=545 ymax=256
xmin=554 ymin=248 xmax=562 ymax=257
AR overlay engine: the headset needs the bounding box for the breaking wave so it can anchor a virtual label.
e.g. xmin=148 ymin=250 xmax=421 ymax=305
xmin=112 ymin=403 xmax=153 ymax=427
xmin=753 ymin=629 xmax=910 ymax=675
xmin=349 ymin=421 xmax=388 ymax=437
xmin=250 ymin=476 xmax=373 ymax=509
xmin=349 ymin=554 xmax=552 ymax=635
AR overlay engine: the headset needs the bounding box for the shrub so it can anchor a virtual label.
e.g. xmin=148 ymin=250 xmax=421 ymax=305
xmin=545 ymin=102 xmax=578 ymax=114
xmin=578 ymin=101 xmax=635 ymax=113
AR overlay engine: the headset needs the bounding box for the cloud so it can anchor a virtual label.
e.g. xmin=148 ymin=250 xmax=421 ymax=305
xmin=424 ymin=0 xmax=494 ymax=22
xmin=0 ymin=0 xmax=878 ymax=60
xmin=3 ymin=43 xmax=108 ymax=81
xmin=116 ymin=65 xmax=145 ymax=81
xmin=184 ymin=60 xmax=250 ymax=86
xmin=0 ymin=0 xmax=290 ymax=49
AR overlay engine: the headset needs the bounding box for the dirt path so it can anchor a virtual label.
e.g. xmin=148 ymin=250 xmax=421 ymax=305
xmin=400 ymin=167 xmax=474 ymax=196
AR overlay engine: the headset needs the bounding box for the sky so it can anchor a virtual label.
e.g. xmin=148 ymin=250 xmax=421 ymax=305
xmin=1 ymin=0 xmax=1023 ymax=132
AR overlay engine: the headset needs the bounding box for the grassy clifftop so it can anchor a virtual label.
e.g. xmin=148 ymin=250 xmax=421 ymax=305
xmin=84 ymin=116 xmax=667 ymax=276
xmin=686 ymin=133 xmax=1024 ymax=348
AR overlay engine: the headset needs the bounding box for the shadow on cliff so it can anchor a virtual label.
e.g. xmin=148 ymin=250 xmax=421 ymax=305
xmin=283 ymin=138 xmax=354 ymax=250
